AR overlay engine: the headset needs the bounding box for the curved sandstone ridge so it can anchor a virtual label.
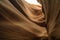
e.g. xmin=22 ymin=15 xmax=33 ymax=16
xmin=21 ymin=0 xmax=45 ymax=23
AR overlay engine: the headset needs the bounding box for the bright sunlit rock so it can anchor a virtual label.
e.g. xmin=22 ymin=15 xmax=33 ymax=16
xmin=25 ymin=0 xmax=41 ymax=6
